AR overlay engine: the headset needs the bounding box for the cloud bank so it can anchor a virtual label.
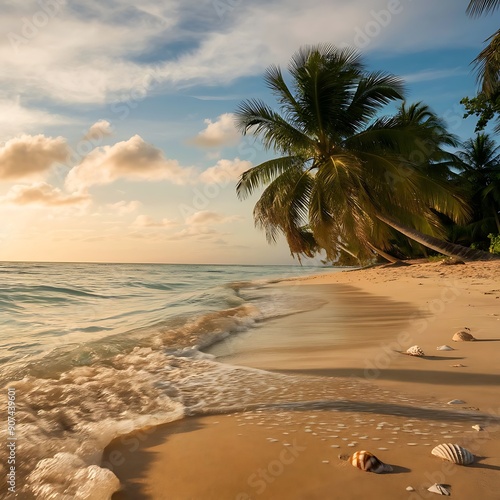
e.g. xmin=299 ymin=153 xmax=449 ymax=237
xmin=66 ymin=134 xmax=193 ymax=191
xmin=0 ymin=134 xmax=68 ymax=181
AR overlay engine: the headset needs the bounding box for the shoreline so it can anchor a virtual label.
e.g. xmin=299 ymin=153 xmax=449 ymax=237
xmin=102 ymin=260 xmax=500 ymax=499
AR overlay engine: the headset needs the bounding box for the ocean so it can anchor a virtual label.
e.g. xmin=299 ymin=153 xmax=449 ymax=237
xmin=0 ymin=262 xmax=338 ymax=499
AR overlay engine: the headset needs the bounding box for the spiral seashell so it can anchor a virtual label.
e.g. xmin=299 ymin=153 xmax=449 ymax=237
xmin=452 ymin=330 xmax=476 ymax=342
xmin=349 ymin=450 xmax=393 ymax=473
xmin=405 ymin=345 xmax=425 ymax=357
xmin=431 ymin=443 xmax=474 ymax=465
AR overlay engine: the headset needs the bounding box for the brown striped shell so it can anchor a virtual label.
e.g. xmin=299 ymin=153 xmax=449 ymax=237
xmin=405 ymin=345 xmax=425 ymax=357
xmin=431 ymin=443 xmax=474 ymax=465
xmin=350 ymin=450 xmax=393 ymax=473
xmin=452 ymin=330 xmax=476 ymax=342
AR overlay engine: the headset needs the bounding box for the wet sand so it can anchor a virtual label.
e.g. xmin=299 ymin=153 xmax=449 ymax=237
xmin=103 ymin=260 xmax=500 ymax=499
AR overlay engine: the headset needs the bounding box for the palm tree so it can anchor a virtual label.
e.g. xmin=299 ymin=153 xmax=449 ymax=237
xmin=235 ymin=45 xmax=496 ymax=262
xmin=456 ymin=134 xmax=500 ymax=235
xmin=467 ymin=0 xmax=500 ymax=97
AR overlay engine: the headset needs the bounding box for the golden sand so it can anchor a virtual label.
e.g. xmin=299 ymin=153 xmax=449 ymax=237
xmin=103 ymin=260 xmax=500 ymax=499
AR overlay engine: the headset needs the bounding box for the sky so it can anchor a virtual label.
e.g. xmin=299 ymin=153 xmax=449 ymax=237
xmin=0 ymin=0 xmax=497 ymax=265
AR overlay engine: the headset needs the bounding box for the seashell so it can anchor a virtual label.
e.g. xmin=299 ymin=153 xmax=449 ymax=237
xmin=447 ymin=399 xmax=466 ymax=405
xmin=437 ymin=345 xmax=454 ymax=351
xmin=472 ymin=425 xmax=483 ymax=431
xmin=427 ymin=483 xmax=450 ymax=496
xmin=349 ymin=450 xmax=393 ymax=473
xmin=405 ymin=345 xmax=425 ymax=357
xmin=452 ymin=330 xmax=476 ymax=342
xmin=431 ymin=443 xmax=474 ymax=465
xmin=406 ymin=486 xmax=415 ymax=492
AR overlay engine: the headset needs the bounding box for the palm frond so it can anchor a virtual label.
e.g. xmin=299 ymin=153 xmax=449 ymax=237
xmin=235 ymin=99 xmax=313 ymax=153
xmin=473 ymin=29 xmax=500 ymax=96
xmin=345 ymin=72 xmax=406 ymax=133
xmin=236 ymin=156 xmax=301 ymax=200
xmin=467 ymin=0 xmax=500 ymax=16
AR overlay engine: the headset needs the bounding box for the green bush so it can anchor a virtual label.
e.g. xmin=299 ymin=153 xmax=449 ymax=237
xmin=488 ymin=233 xmax=500 ymax=254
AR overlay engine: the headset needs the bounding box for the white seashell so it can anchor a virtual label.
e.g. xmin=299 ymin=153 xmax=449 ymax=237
xmin=472 ymin=425 xmax=483 ymax=431
xmin=437 ymin=345 xmax=454 ymax=351
xmin=427 ymin=483 xmax=450 ymax=496
xmin=349 ymin=450 xmax=393 ymax=473
xmin=447 ymin=399 xmax=466 ymax=405
xmin=405 ymin=345 xmax=425 ymax=357
xmin=452 ymin=330 xmax=476 ymax=342
xmin=431 ymin=443 xmax=474 ymax=465
xmin=406 ymin=486 xmax=415 ymax=492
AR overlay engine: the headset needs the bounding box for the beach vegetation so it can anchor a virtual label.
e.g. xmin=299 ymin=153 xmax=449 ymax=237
xmin=450 ymin=133 xmax=500 ymax=247
xmin=235 ymin=45 xmax=495 ymax=264
xmin=489 ymin=233 xmax=500 ymax=253
xmin=462 ymin=0 xmax=500 ymax=131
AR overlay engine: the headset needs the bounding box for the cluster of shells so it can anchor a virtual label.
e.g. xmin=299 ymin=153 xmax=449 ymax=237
xmin=345 ymin=443 xmax=474 ymax=474
xmin=347 ymin=329 xmax=476 ymax=483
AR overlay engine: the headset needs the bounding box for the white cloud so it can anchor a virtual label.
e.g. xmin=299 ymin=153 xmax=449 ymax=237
xmin=186 ymin=210 xmax=242 ymax=225
xmin=0 ymin=182 xmax=91 ymax=207
xmin=133 ymin=214 xmax=177 ymax=227
xmin=83 ymin=120 xmax=114 ymax=141
xmin=401 ymin=67 xmax=468 ymax=84
xmin=65 ymin=135 xmax=194 ymax=191
xmin=190 ymin=113 xmax=240 ymax=148
xmin=169 ymin=226 xmax=219 ymax=240
xmin=0 ymin=134 xmax=69 ymax=181
xmin=0 ymin=0 xmax=493 ymax=107
xmin=0 ymin=97 xmax=68 ymax=141
xmin=198 ymin=158 xmax=252 ymax=185
xmin=107 ymin=200 xmax=141 ymax=215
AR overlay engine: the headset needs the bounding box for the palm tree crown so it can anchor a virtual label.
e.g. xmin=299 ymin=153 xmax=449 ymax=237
xmin=235 ymin=45 xmax=476 ymax=263
xmin=456 ymin=134 xmax=500 ymax=234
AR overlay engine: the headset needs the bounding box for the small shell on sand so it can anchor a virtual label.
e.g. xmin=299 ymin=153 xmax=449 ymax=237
xmin=452 ymin=330 xmax=476 ymax=342
xmin=431 ymin=443 xmax=474 ymax=465
xmin=427 ymin=483 xmax=451 ymax=496
xmin=451 ymin=363 xmax=466 ymax=367
xmin=472 ymin=425 xmax=483 ymax=431
xmin=405 ymin=345 xmax=425 ymax=356
xmin=406 ymin=486 xmax=415 ymax=492
xmin=348 ymin=450 xmax=393 ymax=473
xmin=437 ymin=345 xmax=454 ymax=351
xmin=447 ymin=399 xmax=466 ymax=405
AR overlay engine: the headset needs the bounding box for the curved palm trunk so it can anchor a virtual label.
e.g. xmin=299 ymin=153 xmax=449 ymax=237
xmin=366 ymin=242 xmax=400 ymax=263
xmin=375 ymin=212 xmax=499 ymax=261
xmin=337 ymin=242 xmax=362 ymax=265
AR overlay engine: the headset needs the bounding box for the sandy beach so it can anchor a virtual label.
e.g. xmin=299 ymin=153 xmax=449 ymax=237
xmin=103 ymin=260 xmax=500 ymax=499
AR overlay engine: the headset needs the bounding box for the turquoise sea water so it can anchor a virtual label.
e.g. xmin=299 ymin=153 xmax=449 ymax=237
xmin=0 ymin=262 xmax=338 ymax=499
